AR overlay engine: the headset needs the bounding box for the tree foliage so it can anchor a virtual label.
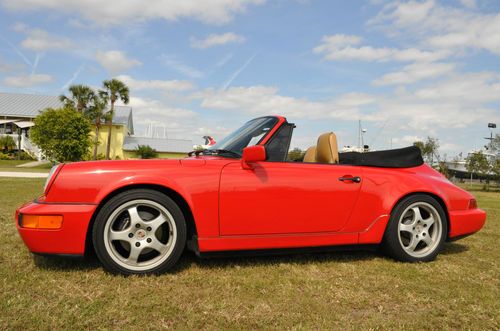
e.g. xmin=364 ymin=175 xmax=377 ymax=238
xmin=30 ymin=107 xmax=92 ymax=162
xmin=288 ymin=147 xmax=305 ymax=161
xmin=0 ymin=135 xmax=16 ymax=151
xmin=59 ymin=84 xmax=95 ymax=113
xmin=135 ymin=145 xmax=158 ymax=159
xmin=99 ymin=79 xmax=130 ymax=160
xmin=465 ymin=151 xmax=490 ymax=178
xmin=492 ymin=159 xmax=500 ymax=182
xmin=413 ymin=137 xmax=440 ymax=164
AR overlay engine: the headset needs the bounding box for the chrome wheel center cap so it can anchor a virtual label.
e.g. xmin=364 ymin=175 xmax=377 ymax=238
xmin=136 ymin=229 xmax=146 ymax=240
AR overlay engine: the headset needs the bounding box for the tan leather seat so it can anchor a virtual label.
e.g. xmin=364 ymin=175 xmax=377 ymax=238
xmin=303 ymin=146 xmax=316 ymax=162
xmin=315 ymin=132 xmax=339 ymax=164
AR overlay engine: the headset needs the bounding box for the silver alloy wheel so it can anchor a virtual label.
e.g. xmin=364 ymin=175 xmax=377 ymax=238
xmin=397 ymin=202 xmax=442 ymax=258
xmin=103 ymin=199 xmax=177 ymax=272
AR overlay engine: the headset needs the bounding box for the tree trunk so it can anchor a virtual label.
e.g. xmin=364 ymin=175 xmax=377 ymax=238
xmin=93 ymin=120 xmax=100 ymax=160
xmin=105 ymin=102 xmax=114 ymax=160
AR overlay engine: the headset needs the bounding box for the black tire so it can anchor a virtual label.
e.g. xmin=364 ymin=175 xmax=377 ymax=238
xmin=92 ymin=189 xmax=186 ymax=275
xmin=382 ymin=194 xmax=447 ymax=262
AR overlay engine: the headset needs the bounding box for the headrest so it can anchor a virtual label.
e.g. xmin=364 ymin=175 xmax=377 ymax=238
xmin=316 ymin=132 xmax=339 ymax=164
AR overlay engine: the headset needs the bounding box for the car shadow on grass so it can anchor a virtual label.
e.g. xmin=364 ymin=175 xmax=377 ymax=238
xmin=33 ymin=254 xmax=101 ymax=272
xmin=31 ymin=242 xmax=470 ymax=274
xmin=441 ymin=242 xmax=469 ymax=255
xmin=172 ymin=246 xmax=381 ymax=273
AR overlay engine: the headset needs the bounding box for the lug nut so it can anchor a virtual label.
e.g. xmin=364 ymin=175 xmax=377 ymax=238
xmin=135 ymin=242 xmax=140 ymax=247
xmin=128 ymin=233 xmax=133 ymax=238
xmin=147 ymin=227 xmax=152 ymax=231
xmin=147 ymin=238 xmax=152 ymax=243
xmin=135 ymin=224 xmax=140 ymax=228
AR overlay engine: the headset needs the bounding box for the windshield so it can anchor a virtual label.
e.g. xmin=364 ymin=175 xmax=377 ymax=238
xmin=208 ymin=117 xmax=279 ymax=155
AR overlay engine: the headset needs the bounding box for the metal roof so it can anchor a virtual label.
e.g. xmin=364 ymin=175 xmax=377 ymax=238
xmin=0 ymin=92 xmax=62 ymax=118
xmin=123 ymin=136 xmax=193 ymax=153
xmin=0 ymin=92 xmax=133 ymax=133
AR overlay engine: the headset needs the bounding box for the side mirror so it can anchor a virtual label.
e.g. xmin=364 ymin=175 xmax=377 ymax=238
xmin=241 ymin=145 xmax=266 ymax=170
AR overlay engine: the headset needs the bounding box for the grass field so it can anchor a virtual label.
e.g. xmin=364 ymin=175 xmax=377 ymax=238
xmin=0 ymin=178 xmax=498 ymax=329
xmin=0 ymin=160 xmax=51 ymax=172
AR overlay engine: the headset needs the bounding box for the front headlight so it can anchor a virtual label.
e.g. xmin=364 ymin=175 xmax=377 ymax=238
xmin=43 ymin=164 xmax=63 ymax=194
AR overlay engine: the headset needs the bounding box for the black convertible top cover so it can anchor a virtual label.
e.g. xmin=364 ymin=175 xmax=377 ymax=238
xmin=339 ymin=146 xmax=424 ymax=168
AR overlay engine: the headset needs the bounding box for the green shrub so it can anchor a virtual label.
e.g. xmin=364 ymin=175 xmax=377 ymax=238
xmin=0 ymin=153 xmax=12 ymax=160
xmin=135 ymin=145 xmax=158 ymax=159
xmin=0 ymin=135 xmax=16 ymax=152
xmin=30 ymin=107 xmax=92 ymax=162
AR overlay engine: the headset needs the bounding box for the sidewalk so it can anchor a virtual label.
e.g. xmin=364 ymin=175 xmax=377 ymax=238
xmin=0 ymin=172 xmax=48 ymax=178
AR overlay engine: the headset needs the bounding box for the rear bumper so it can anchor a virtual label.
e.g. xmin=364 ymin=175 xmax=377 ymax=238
xmin=15 ymin=201 xmax=97 ymax=255
xmin=448 ymin=208 xmax=486 ymax=239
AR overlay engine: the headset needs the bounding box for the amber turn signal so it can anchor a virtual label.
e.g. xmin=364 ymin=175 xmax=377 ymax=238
xmin=19 ymin=214 xmax=63 ymax=229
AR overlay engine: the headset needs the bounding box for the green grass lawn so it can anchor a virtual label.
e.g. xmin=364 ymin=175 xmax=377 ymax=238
xmin=0 ymin=178 xmax=498 ymax=329
xmin=0 ymin=160 xmax=51 ymax=173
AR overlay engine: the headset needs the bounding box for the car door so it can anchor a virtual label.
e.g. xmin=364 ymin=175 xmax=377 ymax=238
xmin=219 ymin=161 xmax=363 ymax=235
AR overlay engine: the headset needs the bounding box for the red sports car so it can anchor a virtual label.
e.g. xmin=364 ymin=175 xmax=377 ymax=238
xmin=16 ymin=115 xmax=486 ymax=275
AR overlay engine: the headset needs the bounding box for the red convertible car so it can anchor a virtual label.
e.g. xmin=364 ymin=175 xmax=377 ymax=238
xmin=16 ymin=115 xmax=486 ymax=274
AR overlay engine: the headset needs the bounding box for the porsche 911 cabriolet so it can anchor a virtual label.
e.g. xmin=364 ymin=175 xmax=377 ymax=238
xmin=15 ymin=115 xmax=486 ymax=274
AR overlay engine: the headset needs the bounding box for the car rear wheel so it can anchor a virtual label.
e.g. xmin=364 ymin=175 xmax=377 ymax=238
xmin=92 ymin=189 xmax=186 ymax=275
xmin=383 ymin=194 xmax=447 ymax=262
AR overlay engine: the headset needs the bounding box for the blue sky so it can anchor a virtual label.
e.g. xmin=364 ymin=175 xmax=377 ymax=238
xmin=0 ymin=0 xmax=499 ymax=156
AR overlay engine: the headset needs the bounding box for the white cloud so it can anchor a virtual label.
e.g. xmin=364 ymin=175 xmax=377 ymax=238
xmin=313 ymin=34 xmax=447 ymax=62
xmin=373 ymin=62 xmax=455 ymax=85
xmin=196 ymin=85 xmax=378 ymax=121
xmin=160 ymin=55 xmax=204 ymax=79
xmin=460 ymin=0 xmax=476 ymax=8
xmin=4 ymin=73 xmax=53 ymax=87
xmin=190 ymin=32 xmax=245 ymax=49
xmin=116 ymin=75 xmax=194 ymax=92
xmin=20 ymin=28 xmax=73 ymax=52
xmin=369 ymin=1 xmax=500 ymax=55
xmin=95 ymin=50 xmax=142 ymax=74
xmin=1 ymin=0 xmax=265 ymax=26
xmin=0 ymin=57 xmax=24 ymax=72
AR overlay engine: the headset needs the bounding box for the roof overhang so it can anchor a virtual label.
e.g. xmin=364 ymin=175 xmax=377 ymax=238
xmin=0 ymin=119 xmax=19 ymax=125
xmin=14 ymin=121 xmax=35 ymax=128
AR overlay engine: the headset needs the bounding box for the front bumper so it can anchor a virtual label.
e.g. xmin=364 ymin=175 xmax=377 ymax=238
xmin=448 ymin=208 xmax=486 ymax=239
xmin=15 ymin=201 xmax=97 ymax=255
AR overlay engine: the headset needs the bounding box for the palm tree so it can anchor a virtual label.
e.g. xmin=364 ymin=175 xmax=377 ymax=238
xmin=99 ymin=79 xmax=129 ymax=160
xmin=59 ymin=84 xmax=95 ymax=113
xmin=85 ymin=94 xmax=108 ymax=160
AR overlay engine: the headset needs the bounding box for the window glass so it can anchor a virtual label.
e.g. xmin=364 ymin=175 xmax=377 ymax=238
xmin=208 ymin=117 xmax=278 ymax=155
xmin=266 ymin=124 xmax=293 ymax=162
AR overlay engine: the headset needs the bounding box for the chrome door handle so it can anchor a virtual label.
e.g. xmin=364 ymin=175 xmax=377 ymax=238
xmin=338 ymin=176 xmax=361 ymax=183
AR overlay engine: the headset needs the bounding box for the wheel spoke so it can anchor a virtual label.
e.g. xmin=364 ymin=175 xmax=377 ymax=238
xmin=412 ymin=207 xmax=423 ymax=223
xmin=147 ymin=214 xmax=168 ymax=231
xmin=127 ymin=245 xmax=143 ymax=263
xmin=400 ymin=223 xmax=414 ymax=233
xmin=422 ymin=234 xmax=432 ymax=247
xmin=422 ymin=215 xmax=435 ymax=228
xmin=149 ymin=239 xmax=167 ymax=253
xmin=127 ymin=206 xmax=143 ymax=225
xmin=407 ymin=236 xmax=420 ymax=252
xmin=109 ymin=229 xmax=131 ymax=242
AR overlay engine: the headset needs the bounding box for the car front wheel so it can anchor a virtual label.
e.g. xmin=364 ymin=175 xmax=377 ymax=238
xmin=383 ymin=194 xmax=447 ymax=262
xmin=92 ymin=189 xmax=186 ymax=275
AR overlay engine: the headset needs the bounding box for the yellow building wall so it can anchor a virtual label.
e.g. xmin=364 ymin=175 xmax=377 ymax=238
xmin=90 ymin=124 xmax=126 ymax=159
xmin=90 ymin=124 xmax=188 ymax=160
